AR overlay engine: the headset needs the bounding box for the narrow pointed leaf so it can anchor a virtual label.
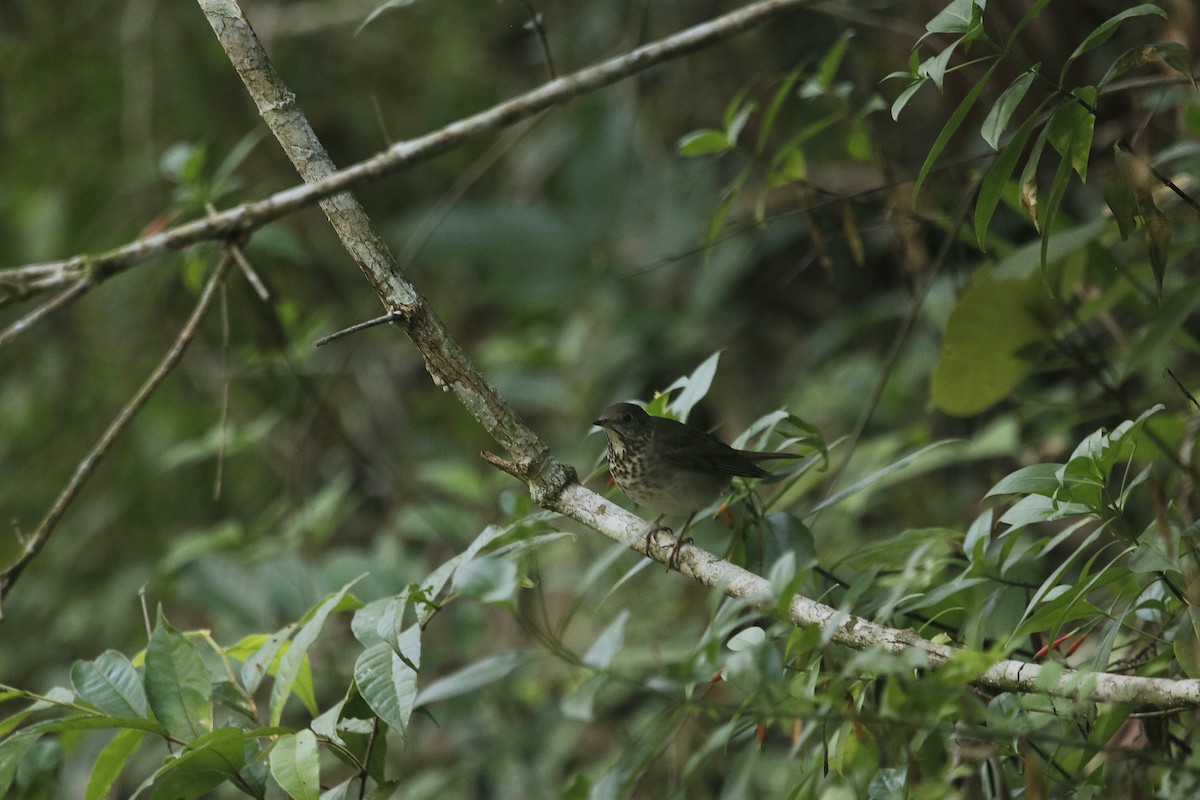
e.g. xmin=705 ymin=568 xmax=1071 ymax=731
xmin=914 ymin=62 xmax=998 ymax=200
xmin=1062 ymin=5 xmax=1168 ymax=80
xmin=982 ymin=71 xmax=1036 ymax=150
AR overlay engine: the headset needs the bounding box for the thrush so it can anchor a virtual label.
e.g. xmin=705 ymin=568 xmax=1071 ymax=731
xmin=593 ymin=402 xmax=795 ymax=565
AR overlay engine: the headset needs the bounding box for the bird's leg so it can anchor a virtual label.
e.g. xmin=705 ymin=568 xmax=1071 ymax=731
xmin=667 ymin=512 xmax=698 ymax=570
xmin=642 ymin=514 xmax=670 ymax=556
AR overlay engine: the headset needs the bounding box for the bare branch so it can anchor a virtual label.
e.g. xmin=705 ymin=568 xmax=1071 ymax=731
xmin=0 ymin=0 xmax=814 ymax=310
xmin=550 ymin=482 xmax=1200 ymax=709
xmin=0 ymin=253 xmax=233 ymax=613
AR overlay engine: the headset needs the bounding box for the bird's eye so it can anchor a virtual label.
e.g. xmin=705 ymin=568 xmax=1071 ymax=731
xmin=620 ymin=412 xmax=632 ymax=423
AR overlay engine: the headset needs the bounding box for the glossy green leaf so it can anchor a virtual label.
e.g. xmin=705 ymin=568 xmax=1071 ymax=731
xmin=70 ymin=651 xmax=147 ymax=719
xmin=144 ymin=613 xmax=213 ymax=742
xmin=354 ymin=625 xmax=421 ymax=736
xmin=270 ymin=729 xmax=320 ymax=800
xmin=86 ymin=729 xmax=144 ymax=800
xmin=985 ymin=463 xmax=1062 ymax=498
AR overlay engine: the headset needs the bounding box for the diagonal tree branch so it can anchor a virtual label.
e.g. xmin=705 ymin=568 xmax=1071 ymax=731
xmin=0 ymin=0 xmax=815 ymax=319
xmin=197 ymin=0 xmax=1200 ymax=710
xmin=0 ymin=253 xmax=233 ymax=613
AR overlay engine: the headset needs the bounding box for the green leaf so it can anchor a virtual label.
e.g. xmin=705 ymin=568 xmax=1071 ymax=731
xmin=145 ymin=727 xmax=280 ymax=800
xmin=913 ymin=61 xmax=998 ymax=200
xmin=931 ymin=263 xmax=1052 ymax=416
xmin=1018 ymin=122 xmax=1051 ymax=228
xmin=818 ymin=32 xmax=854 ymax=89
xmin=86 ymin=729 xmax=144 ymax=800
xmin=981 ymin=71 xmax=1036 ymax=150
xmin=1174 ymin=608 xmax=1200 ymax=679
xmin=582 ymin=611 xmax=629 ymax=670
xmin=236 ymin=626 xmax=297 ymax=694
xmin=270 ymin=729 xmax=320 ymax=800
xmin=975 ymin=98 xmax=1045 ymax=248
xmin=922 ymin=0 xmax=982 ymax=36
xmin=71 ymin=651 xmax=148 ymax=719
xmin=1123 ymin=274 xmax=1200 ymax=378
xmin=144 ymin=612 xmax=213 ymax=742
xmin=890 ymin=78 xmax=928 ymax=121
xmin=353 ymin=625 xmax=421 ymax=736
xmin=1103 ymin=147 xmax=1139 ymax=240
xmin=677 ymin=130 xmax=731 ymax=157
xmin=0 ymin=732 xmax=39 ymax=797
xmin=1005 ymin=0 xmax=1053 ymax=45
xmin=414 ymin=652 xmax=526 ymax=707
xmin=664 ymin=351 xmax=722 ymax=422
xmin=270 ymin=577 xmax=363 ymax=726
xmin=452 ymin=554 xmax=518 ymax=605
xmin=727 ymin=627 xmax=767 ymax=652
xmin=1061 ymin=4 xmax=1168 ymax=81
xmin=756 ymin=67 xmax=803 ymax=154
xmin=1142 ymin=203 xmax=1171 ymax=295
xmin=917 ymin=39 xmax=962 ymax=91
xmin=724 ymin=103 xmax=755 ymax=148
xmin=1046 ymin=87 xmax=1096 ymax=181
xmin=985 ymin=463 xmax=1063 ymax=498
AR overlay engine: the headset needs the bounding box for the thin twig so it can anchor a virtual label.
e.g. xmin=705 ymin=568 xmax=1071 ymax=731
xmin=0 ymin=279 xmax=93 ymax=349
xmin=0 ymin=254 xmax=232 ymax=614
xmin=214 ymin=280 xmax=230 ymax=501
xmin=313 ymin=311 xmax=406 ymax=347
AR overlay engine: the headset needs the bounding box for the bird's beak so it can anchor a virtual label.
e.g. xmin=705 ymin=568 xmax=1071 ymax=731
xmin=593 ymin=419 xmax=607 ymax=428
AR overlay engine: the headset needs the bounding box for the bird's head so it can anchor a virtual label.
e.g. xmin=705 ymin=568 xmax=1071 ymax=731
xmin=593 ymin=402 xmax=652 ymax=454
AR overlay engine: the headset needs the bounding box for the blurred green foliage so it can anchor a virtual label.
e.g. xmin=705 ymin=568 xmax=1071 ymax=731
xmin=2 ymin=0 xmax=1200 ymax=797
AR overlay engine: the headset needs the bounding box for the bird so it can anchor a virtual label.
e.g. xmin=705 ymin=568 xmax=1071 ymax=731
xmin=593 ymin=402 xmax=796 ymax=565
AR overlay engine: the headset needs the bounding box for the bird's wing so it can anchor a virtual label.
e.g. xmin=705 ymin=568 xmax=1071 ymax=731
xmin=659 ymin=434 xmax=776 ymax=478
